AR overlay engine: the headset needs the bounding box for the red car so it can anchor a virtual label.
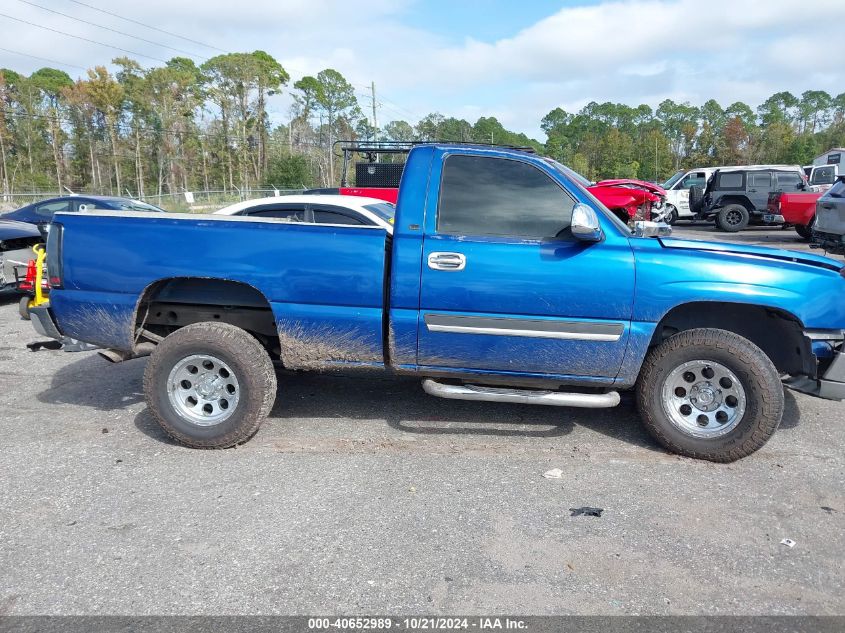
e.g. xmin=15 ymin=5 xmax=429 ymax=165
xmin=768 ymin=191 xmax=823 ymax=239
xmin=548 ymin=163 xmax=667 ymax=222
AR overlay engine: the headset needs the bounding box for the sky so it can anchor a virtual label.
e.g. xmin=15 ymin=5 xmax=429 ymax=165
xmin=0 ymin=0 xmax=842 ymax=139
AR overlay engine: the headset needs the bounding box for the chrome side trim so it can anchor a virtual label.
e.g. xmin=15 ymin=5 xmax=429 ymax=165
xmin=423 ymin=314 xmax=624 ymax=342
xmin=422 ymin=379 xmax=621 ymax=408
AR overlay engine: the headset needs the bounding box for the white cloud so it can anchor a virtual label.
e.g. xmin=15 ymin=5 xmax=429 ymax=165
xmin=1 ymin=0 xmax=843 ymax=138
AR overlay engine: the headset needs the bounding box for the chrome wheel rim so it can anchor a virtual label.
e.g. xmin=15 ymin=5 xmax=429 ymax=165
xmin=661 ymin=360 xmax=746 ymax=438
xmin=166 ymin=354 xmax=240 ymax=426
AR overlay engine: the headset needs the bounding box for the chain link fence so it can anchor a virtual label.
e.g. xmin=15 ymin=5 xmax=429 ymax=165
xmin=1 ymin=188 xmax=307 ymax=213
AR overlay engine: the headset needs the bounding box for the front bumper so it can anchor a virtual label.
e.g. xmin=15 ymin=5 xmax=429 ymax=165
xmin=784 ymin=330 xmax=845 ymax=401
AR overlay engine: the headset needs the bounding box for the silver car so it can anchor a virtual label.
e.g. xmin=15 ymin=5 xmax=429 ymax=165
xmin=814 ymin=176 xmax=845 ymax=256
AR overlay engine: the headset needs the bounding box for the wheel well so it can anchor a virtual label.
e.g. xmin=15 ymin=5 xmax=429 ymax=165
xmin=134 ymin=278 xmax=279 ymax=356
xmin=650 ymin=302 xmax=810 ymax=375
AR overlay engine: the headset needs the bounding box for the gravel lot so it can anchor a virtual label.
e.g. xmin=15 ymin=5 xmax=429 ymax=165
xmin=0 ymin=224 xmax=843 ymax=615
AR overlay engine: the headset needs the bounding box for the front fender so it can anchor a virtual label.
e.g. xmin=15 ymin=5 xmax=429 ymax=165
xmin=632 ymin=240 xmax=845 ymax=329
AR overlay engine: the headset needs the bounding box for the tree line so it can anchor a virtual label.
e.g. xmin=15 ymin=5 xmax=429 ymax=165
xmin=1 ymin=50 xmax=844 ymax=200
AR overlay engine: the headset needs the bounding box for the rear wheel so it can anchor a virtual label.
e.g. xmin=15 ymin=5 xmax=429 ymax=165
xmin=636 ymin=328 xmax=783 ymax=462
xmin=716 ymin=204 xmax=749 ymax=232
xmin=143 ymin=322 xmax=277 ymax=448
xmin=795 ymin=216 xmax=816 ymax=240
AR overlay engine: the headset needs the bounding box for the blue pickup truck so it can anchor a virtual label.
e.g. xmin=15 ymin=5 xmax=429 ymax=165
xmin=30 ymin=144 xmax=845 ymax=462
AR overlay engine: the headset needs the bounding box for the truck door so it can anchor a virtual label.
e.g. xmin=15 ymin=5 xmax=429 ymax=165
xmin=676 ymin=171 xmax=707 ymax=215
xmin=747 ymin=171 xmax=773 ymax=210
xmin=417 ymin=153 xmax=636 ymax=379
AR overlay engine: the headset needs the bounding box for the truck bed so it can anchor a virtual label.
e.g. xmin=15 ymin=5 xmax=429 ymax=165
xmin=50 ymin=211 xmax=389 ymax=366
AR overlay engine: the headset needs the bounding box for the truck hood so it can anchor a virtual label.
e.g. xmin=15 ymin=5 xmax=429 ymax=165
xmin=0 ymin=218 xmax=40 ymax=240
xmin=659 ymin=237 xmax=843 ymax=272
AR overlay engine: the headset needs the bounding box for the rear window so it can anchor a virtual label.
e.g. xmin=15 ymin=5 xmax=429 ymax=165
xmin=717 ymin=173 xmax=744 ymax=189
xmin=111 ymin=200 xmax=165 ymax=212
xmin=811 ymin=166 xmax=837 ymax=185
xmin=363 ymin=203 xmax=395 ymax=223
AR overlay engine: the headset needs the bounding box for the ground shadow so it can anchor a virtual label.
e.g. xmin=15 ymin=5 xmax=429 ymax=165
xmin=36 ymin=352 xmax=146 ymax=411
xmin=42 ymin=354 xmax=801 ymax=454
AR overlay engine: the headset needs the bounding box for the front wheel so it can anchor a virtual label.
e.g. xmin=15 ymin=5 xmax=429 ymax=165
xmin=143 ymin=322 xmax=277 ymax=448
xmin=636 ymin=328 xmax=784 ymax=462
xmin=663 ymin=205 xmax=678 ymax=225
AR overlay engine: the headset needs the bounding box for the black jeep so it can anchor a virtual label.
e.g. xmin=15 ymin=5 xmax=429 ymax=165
xmin=692 ymin=166 xmax=808 ymax=232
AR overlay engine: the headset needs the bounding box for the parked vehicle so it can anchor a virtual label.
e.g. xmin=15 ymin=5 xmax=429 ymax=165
xmin=2 ymin=195 xmax=165 ymax=236
xmin=0 ymin=219 xmax=41 ymax=294
xmin=696 ymin=166 xmax=808 ymax=231
xmin=804 ymin=164 xmax=839 ymax=191
xmin=29 ymin=143 xmax=845 ymax=463
xmin=660 ymin=169 xmax=712 ymax=224
xmin=214 ymin=194 xmax=395 ymax=232
xmin=587 ymin=178 xmax=666 ymax=223
xmin=813 ymin=175 xmax=845 ymax=256
xmin=325 ymin=140 xmax=666 ymax=224
xmin=768 ymin=190 xmax=823 ymax=239
xmin=305 ymin=187 xmax=399 ymax=205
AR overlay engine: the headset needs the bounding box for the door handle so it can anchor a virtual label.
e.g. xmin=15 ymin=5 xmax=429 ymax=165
xmin=428 ymin=252 xmax=466 ymax=271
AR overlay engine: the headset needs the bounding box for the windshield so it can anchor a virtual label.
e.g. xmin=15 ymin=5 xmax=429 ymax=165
xmin=111 ymin=200 xmax=165 ymax=212
xmin=662 ymin=170 xmax=685 ymax=190
xmin=544 ymin=158 xmax=632 ymax=236
xmin=363 ymin=202 xmax=395 ymax=224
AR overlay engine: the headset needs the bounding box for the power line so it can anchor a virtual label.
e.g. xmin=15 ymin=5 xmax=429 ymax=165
xmin=0 ymin=12 xmax=170 ymax=63
xmin=0 ymin=46 xmax=87 ymax=71
xmin=14 ymin=0 xmax=205 ymax=60
xmin=66 ymin=0 xmax=228 ymax=54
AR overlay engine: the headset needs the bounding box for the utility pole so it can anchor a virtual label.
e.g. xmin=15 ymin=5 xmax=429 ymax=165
xmin=371 ymin=81 xmax=378 ymax=141
xmin=655 ymin=135 xmax=658 ymax=181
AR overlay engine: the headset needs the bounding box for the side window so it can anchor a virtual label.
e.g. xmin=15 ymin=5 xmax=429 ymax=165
xmin=312 ymin=209 xmax=365 ymax=225
xmin=241 ymin=205 xmax=306 ymax=221
xmin=438 ymin=155 xmax=575 ymax=238
xmin=35 ymin=200 xmax=71 ymax=218
xmin=679 ymin=172 xmax=706 ymax=189
xmin=775 ymin=171 xmax=803 ymax=191
xmin=811 ymin=166 xmax=836 ymax=185
xmin=716 ymin=172 xmax=744 ymax=190
xmin=748 ymin=172 xmax=772 ymax=189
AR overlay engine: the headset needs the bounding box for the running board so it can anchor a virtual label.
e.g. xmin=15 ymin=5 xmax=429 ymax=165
xmin=421 ymin=379 xmax=620 ymax=408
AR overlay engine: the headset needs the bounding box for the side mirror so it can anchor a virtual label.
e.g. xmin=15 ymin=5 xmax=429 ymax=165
xmin=570 ymin=203 xmax=604 ymax=243
xmin=633 ymin=221 xmax=672 ymax=238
